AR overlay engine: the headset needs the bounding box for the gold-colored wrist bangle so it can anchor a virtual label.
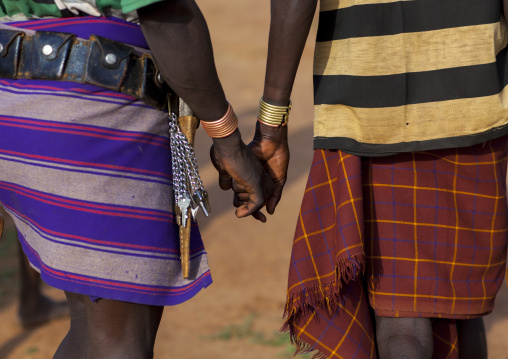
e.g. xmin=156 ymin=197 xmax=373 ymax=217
xmin=201 ymin=103 xmax=238 ymax=138
xmin=257 ymin=97 xmax=291 ymax=127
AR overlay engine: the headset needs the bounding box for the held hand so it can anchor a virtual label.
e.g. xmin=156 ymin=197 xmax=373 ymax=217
xmin=247 ymin=121 xmax=289 ymax=214
xmin=210 ymin=129 xmax=275 ymax=222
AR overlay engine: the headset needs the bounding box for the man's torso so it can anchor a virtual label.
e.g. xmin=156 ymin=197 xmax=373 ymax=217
xmin=314 ymin=0 xmax=508 ymax=156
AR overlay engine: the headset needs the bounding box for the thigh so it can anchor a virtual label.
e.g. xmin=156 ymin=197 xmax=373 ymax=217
xmin=364 ymin=138 xmax=508 ymax=318
xmin=65 ymin=292 xmax=164 ymax=359
xmin=84 ymin=296 xmax=164 ymax=336
xmin=54 ymin=292 xmax=89 ymax=359
xmin=86 ymin=297 xmax=163 ymax=359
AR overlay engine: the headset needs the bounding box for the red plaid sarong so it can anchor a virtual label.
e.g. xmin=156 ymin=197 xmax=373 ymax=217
xmin=284 ymin=136 xmax=508 ymax=359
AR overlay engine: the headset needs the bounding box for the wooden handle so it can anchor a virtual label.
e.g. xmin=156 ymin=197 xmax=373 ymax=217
xmin=177 ymin=114 xmax=199 ymax=279
xmin=178 ymin=115 xmax=199 ymax=146
xmin=179 ymin=208 xmax=192 ymax=279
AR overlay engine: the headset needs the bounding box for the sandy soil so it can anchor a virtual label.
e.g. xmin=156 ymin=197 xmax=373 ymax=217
xmin=1 ymin=1 xmax=508 ymax=358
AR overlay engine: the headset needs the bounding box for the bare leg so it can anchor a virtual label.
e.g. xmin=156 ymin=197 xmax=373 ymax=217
xmin=54 ymin=292 xmax=164 ymax=359
xmin=17 ymin=241 xmax=69 ymax=328
xmin=376 ymin=316 xmax=433 ymax=359
xmin=457 ymin=317 xmax=487 ymax=359
xmin=53 ymin=292 xmax=89 ymax=359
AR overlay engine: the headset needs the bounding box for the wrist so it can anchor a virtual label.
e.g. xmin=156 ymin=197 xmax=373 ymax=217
xmin=212 ymin=129 xmax=244 ymax=154
xmin=257 ymin=96 xmax=291 ymax=127
xmin=255 ymin=120 xmax=287 ymax=144
xmin=201 ymin=103 xmax=238 ymax=138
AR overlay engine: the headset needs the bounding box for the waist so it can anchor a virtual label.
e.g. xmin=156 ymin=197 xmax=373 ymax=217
xmin=0 ymin=17 xmax=169 ymax=109
xmin=4 ymin=16 xmax=148 ymax=48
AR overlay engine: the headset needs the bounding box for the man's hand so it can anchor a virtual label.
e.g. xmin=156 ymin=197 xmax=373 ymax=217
xmin=247 ymin=121 xmax=289 ymax=214
xmin=210 ymin=129 xmax=275 ymax=222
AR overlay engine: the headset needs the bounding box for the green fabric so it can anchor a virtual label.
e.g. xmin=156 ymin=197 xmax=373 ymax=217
xmin=120 ymin=0 xmax=164 ymax=13
xmin=0 ymin=0 xmax=164 ymax=20
xmin=97 ymin=0 xmax=123 ymax=13
xmin=1 ymin=0 xmax=35 ymax=18
xmin=28 ymin=0 xmax=62 ymax=18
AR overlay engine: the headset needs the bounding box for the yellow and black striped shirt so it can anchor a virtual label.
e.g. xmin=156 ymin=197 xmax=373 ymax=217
xmin=314 ymin=0 xmax=508 ymax=156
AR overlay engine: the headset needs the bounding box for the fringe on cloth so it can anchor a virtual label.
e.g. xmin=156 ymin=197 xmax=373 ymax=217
xmin=281 ymin=254 xmax=365 ymax=358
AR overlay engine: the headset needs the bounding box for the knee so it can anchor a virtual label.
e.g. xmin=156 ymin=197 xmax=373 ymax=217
xmin=378 ymin=332 xmax=430 ymax=359
xmin=376 ymin=317 xmax=433 ymax=359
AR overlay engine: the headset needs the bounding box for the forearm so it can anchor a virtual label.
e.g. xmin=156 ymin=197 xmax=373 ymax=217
xmin=263 ymin=0 xmax=317 ymax=105
xmin=504 ymin=0 xmax=508 ymax=20
xmin=137 ymin=0 xmax=228 ymax=122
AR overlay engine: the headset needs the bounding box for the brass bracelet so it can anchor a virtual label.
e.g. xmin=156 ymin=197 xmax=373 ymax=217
xmin=257 ymin=97 xmax=291 ymax=127
xmin=200 ymin=103 xmax=238 ymax=138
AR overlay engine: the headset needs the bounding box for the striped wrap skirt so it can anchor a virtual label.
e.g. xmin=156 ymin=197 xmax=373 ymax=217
xmin=284 ymin=136 xmax=508 ymax=359
xmin=0 ymin=17 xmax=212 ymax=306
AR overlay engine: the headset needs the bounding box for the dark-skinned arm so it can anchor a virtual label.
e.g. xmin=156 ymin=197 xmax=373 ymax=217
xmin=137 ymin=0 xmax=273 ymax=221
xmin=247 ymin=0 xmax=317 ymax=214
xmin=504 ymin=0 xmax=508 ymax=20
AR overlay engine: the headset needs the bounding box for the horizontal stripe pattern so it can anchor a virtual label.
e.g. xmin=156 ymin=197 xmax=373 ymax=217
xmin=316 ymin=0 xmax=500 ymax=42
xmin=313 ymin=0 xmax=508 ymax=155
xmin=0 ymin=18 xmax=212 ymax=306
xmin=315 ymin=59 xmax=505 ymax=108
xmin=314 ymin=22 xmax=508 ymax=76
xmin=314 ymin=87 xmax=508 ymax=151
xmin=320 ymin=0 xmax=414 ymax=12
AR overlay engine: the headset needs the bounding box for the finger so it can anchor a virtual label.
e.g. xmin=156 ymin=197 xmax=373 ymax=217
xmin=235 ymin=192 xmax=250 ymax=202
xmin=218 ymin=171 xmax=233 ymax=190
xmin=232 ymin=181 xmax=247 ymax=193
xmin=266 ymin=184 xmax=284 ymax=215
xmin=236 ymin=203 xmax=267 ymax=222
xmin=235 ymin=168 xmax=276 ymax=219
xmin=235 ymin=194 xmax=265 ymax=218
xmin=252 ymin=210 xmax=267 ymax=222
xmin=233 ymin=193 xmax=244 ymax=208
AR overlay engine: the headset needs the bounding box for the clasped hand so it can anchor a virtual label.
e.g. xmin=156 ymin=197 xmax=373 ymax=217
xmin=210 ymin=122 xmax=289 ymax=222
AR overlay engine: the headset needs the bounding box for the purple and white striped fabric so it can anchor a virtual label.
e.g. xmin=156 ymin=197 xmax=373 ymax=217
xmin=0 ymin=17 xmax=212 ymax=306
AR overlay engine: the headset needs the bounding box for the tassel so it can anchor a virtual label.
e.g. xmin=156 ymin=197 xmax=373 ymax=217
xmin=281 ymin=255 xmax=366 ymax=358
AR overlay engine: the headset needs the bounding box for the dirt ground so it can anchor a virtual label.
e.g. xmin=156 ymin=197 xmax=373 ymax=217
xmin=1 ymin=1 xmax=508 ymax=358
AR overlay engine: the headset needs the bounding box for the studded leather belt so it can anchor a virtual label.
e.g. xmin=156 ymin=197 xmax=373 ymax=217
xmin=0 ymin=28 xmax=170 ymax=110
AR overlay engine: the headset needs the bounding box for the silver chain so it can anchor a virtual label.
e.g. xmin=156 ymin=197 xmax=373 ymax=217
xmin=169 ymin=113 xmax=210 ymax=221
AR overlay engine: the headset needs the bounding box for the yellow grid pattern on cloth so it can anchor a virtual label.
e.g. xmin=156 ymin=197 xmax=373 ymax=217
xmin=364 ymin=138 xmax=508 ymax=319
xmin=283 ymin=135 xmax=508 ymax=359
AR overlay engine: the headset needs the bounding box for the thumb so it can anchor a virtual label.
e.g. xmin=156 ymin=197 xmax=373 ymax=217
xmin=235 ymin=201 xmax=266 ymax=222
xmin=265 ymin=184 xmax=283 ymax=215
